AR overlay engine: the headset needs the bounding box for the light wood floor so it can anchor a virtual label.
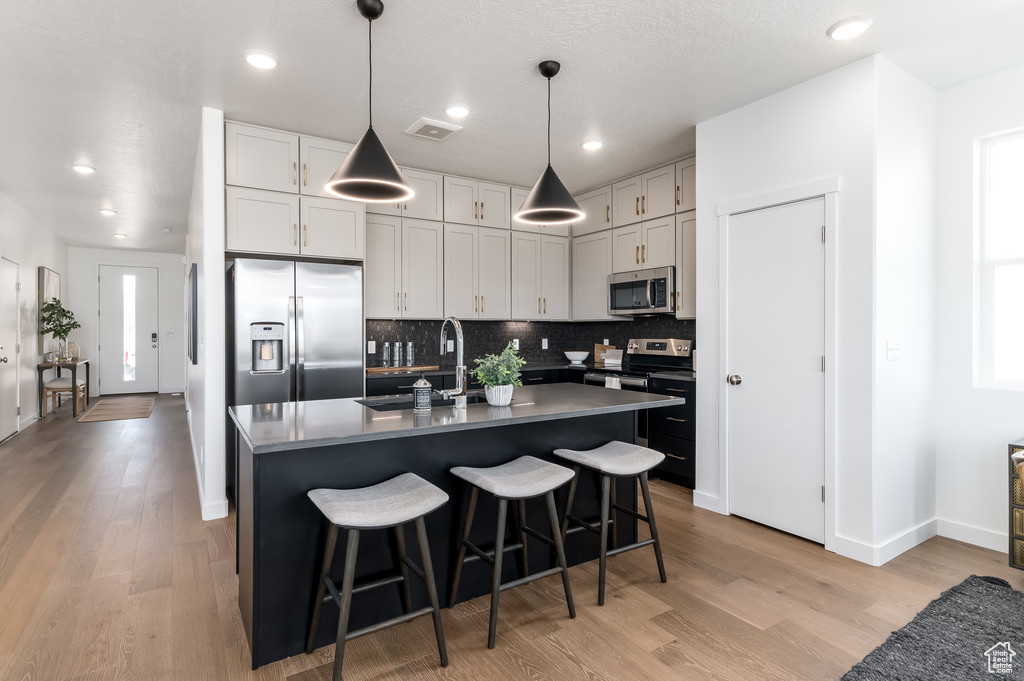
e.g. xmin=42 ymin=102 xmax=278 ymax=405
xmin=1 ymin=394 xmax=1022 ymax=681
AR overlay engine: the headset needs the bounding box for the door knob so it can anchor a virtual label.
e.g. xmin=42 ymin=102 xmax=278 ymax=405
xmin=727 ymin=374 xmax=742 ymax=385
xmin=0 ymin=357 xmax=7 ymax=363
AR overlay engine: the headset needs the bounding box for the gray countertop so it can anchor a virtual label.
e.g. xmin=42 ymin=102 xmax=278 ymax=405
xmin=229 ymin=383 xmax=684 ymax=454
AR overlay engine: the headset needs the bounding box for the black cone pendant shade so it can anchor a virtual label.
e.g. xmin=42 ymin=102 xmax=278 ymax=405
xmin=325 ymin=0 xmax=413 ymax=203
xmin=514 ymin=60 xmax=584 ymax=225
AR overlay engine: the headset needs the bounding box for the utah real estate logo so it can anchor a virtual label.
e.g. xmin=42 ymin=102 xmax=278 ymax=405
xmin=985 ymin=642 xmax=1016 ymax=674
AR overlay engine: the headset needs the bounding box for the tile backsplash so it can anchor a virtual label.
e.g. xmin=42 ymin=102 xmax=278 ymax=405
xmin=366 ymin=317 xmax=695 ymax=369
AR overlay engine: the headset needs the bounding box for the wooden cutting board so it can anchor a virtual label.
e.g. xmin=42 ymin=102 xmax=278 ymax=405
xmin=366 ymin=365 xmax=441 ymax=375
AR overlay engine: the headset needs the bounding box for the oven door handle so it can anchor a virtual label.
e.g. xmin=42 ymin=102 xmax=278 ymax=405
xmin=646 ymin=280 xmax=654 ymax=310
xmin=619 ymin=376 xmax=648 ymax=389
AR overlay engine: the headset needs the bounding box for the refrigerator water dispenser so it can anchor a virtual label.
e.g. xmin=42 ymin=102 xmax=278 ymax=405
xmin=250 ymin=322 xmax=285 ymax=373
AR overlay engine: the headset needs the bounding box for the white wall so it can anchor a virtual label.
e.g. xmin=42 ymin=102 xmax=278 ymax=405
xmin=871 ymin=58 xmax=938 ymax=554
xmin=0 ymin=191 xmax=68 ymax=426
xmin=696 ymin=58 xmax=878 ymax=554
xmin=66 ymin=247 xmax=185 ymax=396
xmin=186 ymin=107 xmax=227 ymax=521
xmin=934 ymin=63 xmax=1024 ymax=551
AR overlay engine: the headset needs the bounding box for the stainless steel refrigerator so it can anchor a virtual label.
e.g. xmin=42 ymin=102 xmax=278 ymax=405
xmin=227 ymin=258 xmax=363 ymax=407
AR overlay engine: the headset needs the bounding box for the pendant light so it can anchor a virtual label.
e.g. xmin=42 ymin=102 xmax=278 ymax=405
xmin=325 ymin=0 xmax=413 ymax=203
xmin=514 ymin=60 xmax=584 ymax=225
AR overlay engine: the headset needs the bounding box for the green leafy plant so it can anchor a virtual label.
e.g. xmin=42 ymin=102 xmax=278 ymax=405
xmin=471 ymin=342 xmax=526 ymax=387
xmin=40 ymin=297 xmax=81 ymax=344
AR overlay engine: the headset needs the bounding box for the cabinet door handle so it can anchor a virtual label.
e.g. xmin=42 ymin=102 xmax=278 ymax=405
xmin=666 ymin=417 xmax=689 ymax=423
xmin=641 ymin=244 xmax=646 ymax=263
xmin=480 ymin=202 xmax=484 ymax=220
xmin=528 ymin=377 xmax=543 ymax=381
xmin=396 ymin=292 xmax=401 ymax=312
xmin=396 ymin=202 xmax=401 ymax=211
xmin=665 ymin=451 xmax=688 ymax=462
xmin=635 ymin=196 xmax=639 ymax=216
xmin=293 ymin=162 xmax=297 ymax=185
xmin=303 ymin=163 xmax=308 ymax=187
xmin=642 ymin=195 xmax=646 ymax=214
xmin=404 ymin=202 xmax=408 ymax=210
xmin=474 ymin=295 xmax=478 ymax=313
xmin=474 ymin=201 xmax=479 ymax=220
xmin=676 ymin=184 xmax=681 ymax=205
xmin=303 ymin=224 xmax=308 ymax=247
xmin=405 ymin=292 xmax=408 ymax=311
xmin=481 ymin=295 xmax=484 ymax=313
xmin=538 ymin=297 xmax=541 ymax=314
xmin=543 ymin=297 xmax=547 ymax=314
xmin=606 ymin=205 xmax=610 ymax=223
xmin=635 ymin=245 xmax=640 ymax=264
xmin=293 ymin=224 xmax=298 ymax=246
xmin=397 ymin=384 xmax=416 ymax=389
xmin=664 ymin=387 xmax=688 ymax=394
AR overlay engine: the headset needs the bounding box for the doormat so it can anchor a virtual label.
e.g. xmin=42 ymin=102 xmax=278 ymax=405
xmin=843 ymin=575 xmax=1024 ymax=680
xmin=77 ymin=396 xmax=155 ymax=422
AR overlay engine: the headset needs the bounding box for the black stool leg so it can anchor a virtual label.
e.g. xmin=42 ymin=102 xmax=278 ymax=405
xmin=331 ymin=529 xmax=360 ymax=681
xmin=598 ymin=474 xmax=611 ymax=606
xmin=448 ymin=486 xmax=479 ymax=607
xmin=515 ymin=499 xmax=529 ymax=578
xmin=487 ymin=498 xmax=508 ymax=649
xmin=391 ymin=524 xmax=413 ymax=613
xmin=306 ymin=524 xmax=339 ymax=654
xmin=545 ymin=491 xmax=575 ymax=619
xmin=609 ymin=478 xmax=618 ymax=550
xmin=560 ymin=465 xmax=581 ymax=543
xmin=414 ymin=516 xmax=449 ymax=667
xmin=639 ymin=472 xmax=667 ymax=583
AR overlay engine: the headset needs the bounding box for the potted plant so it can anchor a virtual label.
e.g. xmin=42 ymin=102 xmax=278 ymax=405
xmin=471 ymin=342 xmax=526 ymax=407
xmin=40 ymin=297 xmax=81 ymax=362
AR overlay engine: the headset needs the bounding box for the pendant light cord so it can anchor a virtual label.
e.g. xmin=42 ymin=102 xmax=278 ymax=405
xmin=547 ymin=76 xmax=551 ymax=166
xmin=367 ymin=19 xmax=373 ymax=128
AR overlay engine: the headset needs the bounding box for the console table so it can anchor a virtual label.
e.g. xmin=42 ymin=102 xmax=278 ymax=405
xmin=36 ymin=359 xmax=90 ymax=417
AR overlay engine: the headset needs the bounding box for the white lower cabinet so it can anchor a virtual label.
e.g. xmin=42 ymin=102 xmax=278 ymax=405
xmin=226 ymin=187 xmax=300 ymax=255
xmin=299 ymin=196 xmax=364 ymax=259
xmin=675 ymin=213 xmax=696 ymax=319
xmin=512 ymin=232 xmax=569 ymax=320
xmin=571 ymin=230 xmax=623 ymax=321
xmin=443 ymin=225 xmax=511 ymax=319
xmin=365 ymin=215 xmax=443 ymax=319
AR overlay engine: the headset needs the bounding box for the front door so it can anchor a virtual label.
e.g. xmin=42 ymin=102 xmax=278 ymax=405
xmin=99 ymin=266 xmax=159 ymax=394
xmin=0 ymin=258 xmax=19 ymax=439
xmin=726 ymin=197 xmax=826 ymax=543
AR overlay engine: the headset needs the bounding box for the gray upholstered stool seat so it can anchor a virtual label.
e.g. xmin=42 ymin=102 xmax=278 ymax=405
xmin=306 ymin=473 xmax=449 ymax=681
xmin=308 ymin=473 xmax=449 ymax=529
xmin=553 ymin=441 xmax=665 ymax=477
xmin=449 ymin=455 xmax=576 ymax=648
xmin=554 ymin=440 xmax=668 ymax=606
xmin=450 ymin=456 xmax=574 ymax=499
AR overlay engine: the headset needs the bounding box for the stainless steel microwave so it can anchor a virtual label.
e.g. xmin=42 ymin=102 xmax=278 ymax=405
xmin=608 ymin=266 xmax=675 ymax=315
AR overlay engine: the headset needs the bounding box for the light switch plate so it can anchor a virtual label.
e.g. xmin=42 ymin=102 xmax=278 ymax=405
xmin=446 ymin=339 xmax=455 ymax=352
xmin=513 ymin=339 xmax=519 ymax=350
xmin=886 ymin=341 xmax=901 ymax=361
xmin=542 ymin=338 xmax=548 ymax=350
xmin=367 ymin=340 xmax=376 ymax=354
xmin=603 ymin=338 xmax=609 ymax=345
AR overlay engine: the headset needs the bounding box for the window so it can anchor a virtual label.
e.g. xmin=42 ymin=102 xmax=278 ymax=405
xmin=977 ymin=129 xmax=1024 ymax=389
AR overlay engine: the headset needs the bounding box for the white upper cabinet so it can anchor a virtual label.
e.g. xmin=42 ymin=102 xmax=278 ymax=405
xmin=675 ymin=212 xmax=696 ymax=319
xmin=571 ymin=230 xmax=621 ymax=321
xmin=510 ymin=187 xmax=570 ymax=236
xmin=612 ymin=176 xmax=642 ymax=227
xmin=611 ymin=216 xmax=675 ymax=273
xmin=444 ymin=225 xmax=511 ymax=320
xmin=570 ymin=185 xmax=612 ymax=237
xmin=365 ymin=217 xmax=443 ymax=319
xmin=511 ymin=232 xmax=541 ymax=320
xmin=226 ymin=187 xmax=300 ymax=255
xmin=299 ymin=136 xmax=353 ymax=197
xmin=299 ymin=196 xmax=364 ymax=259
xmin=226 ymin=122 xmax=299 ymax=193
xmin=477 ymin=228 xmax=512 ymax=319
xmin=540 ymin=235 xmax=570 ymax=320
xmin=403 ymin=169 xmax=445 ymax=221
xmin=641 ymin=164 xmax=675 ymax=219
xmin=511 ymin=232 xmax=568 ymax=320
xmin=676 ymin=157 xmax=696 ymax=212
xmin=444 ymin=176 xmax=511 ymax=227
xmin=365 ymin=214 xmax=403 ymax=318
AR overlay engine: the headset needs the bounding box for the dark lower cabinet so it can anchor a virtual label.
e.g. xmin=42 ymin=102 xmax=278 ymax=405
xmin=366 ymin=374 xmax=454 ymax=397
xmin=649 ymin=434 xmax=694 ymax=488
xmin=648 ymin=377 xmax=696 ymax=489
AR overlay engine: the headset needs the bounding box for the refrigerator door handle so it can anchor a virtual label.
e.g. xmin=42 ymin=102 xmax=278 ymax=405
xmin=288 ymin=296 xmax=297 ymax=401
xmin=296 ymin=296 xmax=305 ymax=400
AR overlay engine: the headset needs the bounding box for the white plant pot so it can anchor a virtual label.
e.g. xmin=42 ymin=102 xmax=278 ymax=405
xmin=485 ymin=384 xmax=513 ymax=407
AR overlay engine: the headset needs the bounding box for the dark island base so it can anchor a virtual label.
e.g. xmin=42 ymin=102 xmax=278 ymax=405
xmin=238 ymin=410 xmax=639 ymax=669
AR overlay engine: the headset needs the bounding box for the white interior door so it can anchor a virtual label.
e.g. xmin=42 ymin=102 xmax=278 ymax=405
xmin=99 ymin=266 xmax=159 ymax=394
xmin=727 ymin=197 xmax=825 ymax=543
xmin=0 ymin=258 xmax=19 ymax=439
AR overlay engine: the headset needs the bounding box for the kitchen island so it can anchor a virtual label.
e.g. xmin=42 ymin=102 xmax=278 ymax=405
xmin=230 ymin=382 xmax=683 ymax=668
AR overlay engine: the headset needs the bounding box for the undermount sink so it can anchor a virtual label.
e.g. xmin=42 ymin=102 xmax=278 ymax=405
xmin=357 ymin=391 xmax=487 ymax=412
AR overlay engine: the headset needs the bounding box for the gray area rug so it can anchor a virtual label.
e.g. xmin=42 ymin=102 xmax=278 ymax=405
xmin=843 ymin=575 xmax=1024 ymax=680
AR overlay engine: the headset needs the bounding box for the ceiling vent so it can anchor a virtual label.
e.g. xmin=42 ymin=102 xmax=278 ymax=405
xmin=404 ymin=118 xmax=462 ymax=141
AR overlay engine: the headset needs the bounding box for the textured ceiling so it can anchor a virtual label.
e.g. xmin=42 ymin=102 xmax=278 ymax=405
xmin=1 ymin=0 xmax=1023 ymax=253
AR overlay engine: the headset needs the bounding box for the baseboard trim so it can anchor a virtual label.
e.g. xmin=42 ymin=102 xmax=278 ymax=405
xmin=835 ymin=519 xmax=938 ymax=566
xmin=201 ymin=497 xmax=229 ymax=521
xmin=937 ymin=518 xmax=1007 ymax=553
xmin=693 ymin=490 xmax=728 ymax=515
xmin=186 ymin=409 xmax=229 ymax=522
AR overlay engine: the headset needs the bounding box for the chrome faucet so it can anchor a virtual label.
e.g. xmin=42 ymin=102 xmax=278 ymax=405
xmin=437 ymin=316 xmax=467 ymax=408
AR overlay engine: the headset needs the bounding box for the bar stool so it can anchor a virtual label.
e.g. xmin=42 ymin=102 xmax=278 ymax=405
xmin=42 ymin=377 xmax=86 ymax=417
xmin=449 ymin=455 xmax=576 ymax=648
xmin=554 ymin=441 xmax=667 ymax=605
xmin=305 ymin=473 xmax=449 ymax=681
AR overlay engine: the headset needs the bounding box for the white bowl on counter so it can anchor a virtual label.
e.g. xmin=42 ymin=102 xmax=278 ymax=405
xmin=564 ymin=351 xmax=590 ymax=365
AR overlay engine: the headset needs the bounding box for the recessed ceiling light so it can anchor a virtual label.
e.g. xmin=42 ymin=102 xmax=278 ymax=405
xmin=826 ymin=16 xmax=873 ymax=41
xmin=113 ymin=233 xmax=127 ymax=239
xmin=581 ymin=140 xmax=603 ymax=151
xmin=99 ymin=208 xmax=117 ymax=216
xmin=244 ymin=49 xmax=278 ymax=70
xmin=446 ymin=105 xmax=469 ymax=118
xmin=72 ymin=164 xmax=95 ymax=175
xmin=162 ymin=227 xmax=173 ymax=233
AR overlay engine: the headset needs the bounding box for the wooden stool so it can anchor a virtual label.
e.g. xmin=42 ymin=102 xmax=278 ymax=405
xmin=554 ymin=441 xmax=667 ymax=605
xmin=305 ymin=473 xmax=449 ymax=681
xmin=449 ymin=455 xmax=576 ymax=648
xmin=42 ymin=377 xmax=86 ymax=417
